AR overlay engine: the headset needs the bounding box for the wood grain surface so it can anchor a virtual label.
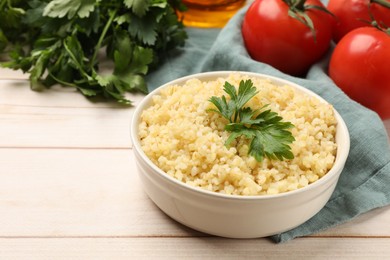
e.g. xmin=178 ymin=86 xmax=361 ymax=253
xmin=1 ymin=68 xmax=389 ymax=258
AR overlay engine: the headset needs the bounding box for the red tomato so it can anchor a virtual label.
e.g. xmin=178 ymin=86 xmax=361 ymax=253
xmin=241 ymin=0 xmax=333 ymax=76
xmin=328 ymin=0 xmax=390 ymax=42
xmin=329 ymin=27 xmax=390 ymax=119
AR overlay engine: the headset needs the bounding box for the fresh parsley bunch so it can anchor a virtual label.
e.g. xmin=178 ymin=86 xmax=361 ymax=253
xmin=209 ymin=80 xmax=295 ymax=162
xmin=0 ymin=0 xmax=187 ymax=104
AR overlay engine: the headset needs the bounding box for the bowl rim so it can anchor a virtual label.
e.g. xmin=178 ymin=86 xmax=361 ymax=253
xmin=130 ymin=71 xmax=350 ymax=201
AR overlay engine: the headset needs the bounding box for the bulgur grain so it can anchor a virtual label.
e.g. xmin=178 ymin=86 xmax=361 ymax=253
xmin=139 ymin=74 xmax=337 ymax=195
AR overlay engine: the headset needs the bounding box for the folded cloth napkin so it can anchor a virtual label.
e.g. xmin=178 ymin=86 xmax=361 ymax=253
xmin=146 ymin=2 xmax=390 ymax=243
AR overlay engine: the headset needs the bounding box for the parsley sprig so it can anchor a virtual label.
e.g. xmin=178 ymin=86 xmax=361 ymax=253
xmin=208 ymin=80 xmax=295 ymax=162
xmin=0 ymin=0 xmax=187 ymax=104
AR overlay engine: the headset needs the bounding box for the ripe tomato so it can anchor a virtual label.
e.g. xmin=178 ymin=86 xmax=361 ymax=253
xmin=329 ymin=27 xmax=390 ymax=119
xmin=241 ymin=0 xmax=333 ymax=76
xmin=327 ymin=0 xmax=390 ymax=42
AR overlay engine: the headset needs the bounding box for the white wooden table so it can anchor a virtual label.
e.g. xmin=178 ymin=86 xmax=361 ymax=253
xmin=1 ymin=67 xmax=390 ymax=259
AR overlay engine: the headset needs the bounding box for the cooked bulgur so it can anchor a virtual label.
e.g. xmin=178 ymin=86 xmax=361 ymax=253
xmin=138 ymin=74 xmax=337 ymax=196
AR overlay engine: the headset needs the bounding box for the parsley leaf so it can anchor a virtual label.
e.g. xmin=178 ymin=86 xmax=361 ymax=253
xmin=209 ymin=80 xmax=295 ymax=162
xmin=128 ymin=13 xmax=158 ymax=45
xmin=0 ymin=0 xmax=187 ymax=104
xmin=43 ymin=0 xmax=98 ymax=19
xmin=124 ymin=0 xmax=150 ymax=17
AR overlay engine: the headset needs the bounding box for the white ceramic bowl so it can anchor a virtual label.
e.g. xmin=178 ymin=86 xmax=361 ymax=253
xmin=130 ymin=71 xmax=350 ymax=238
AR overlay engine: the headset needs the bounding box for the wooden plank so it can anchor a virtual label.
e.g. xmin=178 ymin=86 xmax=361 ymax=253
xmin=0 ymin=79 xmax=145 ymax=148
xmin=0 ymin=148 xmax=197 ymax=237
xmin=0 ymin=104 xmax=134 ymax=148
xmin=0 ymin=79 xmax=146 ymax=108
xmin=0 ymin=68 xmax=27 ymax=80
xmin=1 ymin=103 xmax=387 ymax=150
xmin=1 ymin=148 xmax=390 ymax=238
xmin=0 ymin=237 xmax=389 ymax=259
xmin=315 ymin=206 xmax=390 ymax=237
xmin=1 ymin=80 xmax=389 ymax=139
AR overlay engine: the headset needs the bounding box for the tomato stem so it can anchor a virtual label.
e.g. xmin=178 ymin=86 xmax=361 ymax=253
xmin=284 ymin=0 xmax=334 ymax=42
xmin=283 ymin=0 xmax=306 ymax=10
xmin=285 ymin=0 xmax=318 ymax=42
xmin=371 ymin=0 xmax=390 ymax=9
xmin=292 ymin=0 xmax=306 ymax=10
xmin=368 ymin=0 xmax=390 ymax=35
xmin=371 ymin=20 xmax=390 ymax=36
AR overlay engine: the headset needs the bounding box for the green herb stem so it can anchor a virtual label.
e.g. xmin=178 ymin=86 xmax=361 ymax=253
xmin=0 ymin=0 xmax=6 ymax=10
xmin=49 ymin=72 xmax=78 ymax=88
xmin=63 ymin=38 xmax=90 ymax=79
xmin=90 ymin=9 xmax=117 ymax=69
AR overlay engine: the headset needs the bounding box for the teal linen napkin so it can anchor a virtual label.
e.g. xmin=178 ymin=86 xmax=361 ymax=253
xmin=146 ymin=3 xmax=390 ymax=243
